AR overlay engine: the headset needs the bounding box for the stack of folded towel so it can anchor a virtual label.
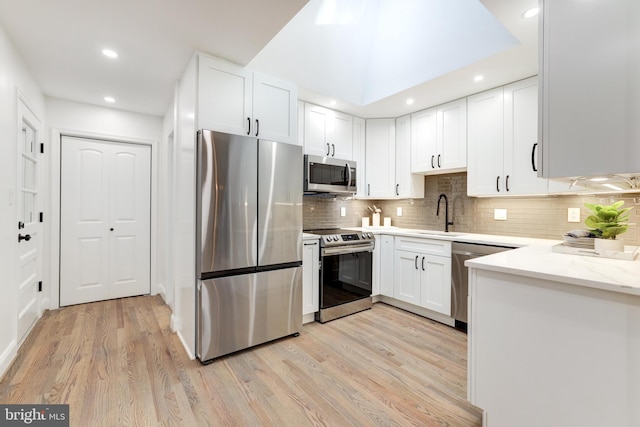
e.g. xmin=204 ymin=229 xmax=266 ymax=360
xmin=563 ymin=230 xmax=597 ymax=248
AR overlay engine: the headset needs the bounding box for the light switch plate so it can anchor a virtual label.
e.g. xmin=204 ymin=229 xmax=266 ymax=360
xmin=340 ymin=207 xmax=346 ymax=217
xmin=494 ymin=208 xmax=507 ymax=221
xmin=568 ymin=208 xmax=581 ymax=223
xmin=397 ymin=207 xmax=403 ymax=217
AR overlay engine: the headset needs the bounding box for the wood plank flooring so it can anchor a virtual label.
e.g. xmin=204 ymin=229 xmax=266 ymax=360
xmin=0 ymin=295 xmax=482 ymax=426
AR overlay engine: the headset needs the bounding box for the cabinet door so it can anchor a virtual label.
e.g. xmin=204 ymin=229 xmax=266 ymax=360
xmin=503 ymin=77 xmax=548 ymax=195
xmin=467 ymin=88 xmax=505 ymax=196
xmin=253 ymin=72 xmax=297 ymax=145
xmin=198 ymin=55 xmax=252 ymax=136
xmin=331 ymin=111 xmax=353 ymax=159
xmin=393 ymin=250 xmax=421 ymax=305
xmin=304 ymin=104 xmax=332 ymax=156
xmin=352 ymin=117 xmax=367 ymax=198
xmin=396 ymin=115 xmax=424 ymax=198
xmin=302 ymin=240 xmax=319 ymax=316
xmin=437 ymin=98 xmax=467 ymax=172
xmin=410 ymin=107 xmax=437 ymax=173
xmin=297 ymin=101 xmax=305 ymax=147
xmin=365 ymin=119 xmax=396 ymax=198
xmin=420 ymin=255 xmax=451 ymax=316
xmin=541 ymin=0 xmax=640 ymax=178
xmin=379 ymin=235 xmax=394 ymax=297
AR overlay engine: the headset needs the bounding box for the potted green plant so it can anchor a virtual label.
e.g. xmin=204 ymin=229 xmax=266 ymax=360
xmin=584 ymin=201 xmax=633 ymax=252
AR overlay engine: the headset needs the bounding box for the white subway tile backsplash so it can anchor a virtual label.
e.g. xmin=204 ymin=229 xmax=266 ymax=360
xmin=303 ymin=173 xmax=640 ymax=245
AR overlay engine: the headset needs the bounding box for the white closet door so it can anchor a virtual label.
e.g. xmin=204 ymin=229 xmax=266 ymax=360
xmin=61 ymin=137 xmax=151 ymax=306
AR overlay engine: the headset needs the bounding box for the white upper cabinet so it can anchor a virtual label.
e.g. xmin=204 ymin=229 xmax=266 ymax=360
xmin=304 ymin=103 xmax=353 ymax=159
xmin=410 ymin=107 xmax=437 ymax=172
xmin=540 ymin=0 xmax=640 ymax=178
xmin=352 ymin=116 xmax=367 ymax=198
xmin=503 ymin=78 xmax=548 ymax=194
xmin=468 ymin=77 xmax=548 ymax=196
xmin=361 ymin=116 xmax=423 ymax=199
xmin=395 ymin=115 xmax=424 ymax=198
xmin=411 ymin=98 xmax=467 ymax=175
xmin=364 ymin=118 xmax=396 ymax=198
xmin=197 ymin=54 xmax=297 ymax=145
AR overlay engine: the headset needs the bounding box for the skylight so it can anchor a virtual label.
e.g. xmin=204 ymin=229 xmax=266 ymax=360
xmin=249 ymin=0 xmax=519 ymax=106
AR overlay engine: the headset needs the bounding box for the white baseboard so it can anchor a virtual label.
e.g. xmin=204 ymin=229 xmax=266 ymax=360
xmin=0 ymin=339 xmax=18 ymax=382
xmin=176 ymin=329 xmax=195 ymax=360
xmin=170 ymin=313 xmax=180 ymax=333
xmin=378 ymin=296 xmax=455 ymax=327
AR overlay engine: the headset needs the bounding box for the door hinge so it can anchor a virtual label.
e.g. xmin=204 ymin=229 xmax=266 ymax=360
xmin=39 ymin=212 xmax=44 ymax=223
xmin=40 ymin=143 xmax=44 ymax=154
xmin=38 ymin=281 xmax=42 ymax=292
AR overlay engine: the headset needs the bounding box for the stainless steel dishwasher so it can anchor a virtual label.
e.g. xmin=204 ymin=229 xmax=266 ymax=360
xmin=451 ymin=241 xmax=515 ymax=331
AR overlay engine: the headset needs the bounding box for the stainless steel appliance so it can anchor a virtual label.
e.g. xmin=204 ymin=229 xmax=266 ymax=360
xmin=304 ymin=155 xmax=357 ymax=194
xmin=305 ymin=229 xmax=375 ymax=323
xmin=196 ymin=130 xmax=303 ymax=362
xmin=451 ymin=241 xmax=515 ymax=331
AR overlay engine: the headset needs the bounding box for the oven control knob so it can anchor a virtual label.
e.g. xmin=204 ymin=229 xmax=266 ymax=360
xmin=333 ymin=235 xmax=340 ymax=241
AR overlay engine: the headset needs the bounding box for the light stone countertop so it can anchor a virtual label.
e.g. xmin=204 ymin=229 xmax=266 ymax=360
xmin=303 ymin=233 xmax=321 ymax=240
xmin=344 ymin=226 xmax=640 ymax=296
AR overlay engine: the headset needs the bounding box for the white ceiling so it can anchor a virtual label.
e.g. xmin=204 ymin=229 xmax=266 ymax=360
xmin=0 ymin=0 xmax=539 ymax=119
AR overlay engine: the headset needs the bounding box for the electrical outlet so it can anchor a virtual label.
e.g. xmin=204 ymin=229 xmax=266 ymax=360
xmin=494 ymin=208 xmax=507 ymax=221
xmin=397 ymin=207 xmax=403 ymax=217
xmin=567 ymin=208 xmax=581 ymax=223
xmin=340 ymin=207 xmax=346 ymax=217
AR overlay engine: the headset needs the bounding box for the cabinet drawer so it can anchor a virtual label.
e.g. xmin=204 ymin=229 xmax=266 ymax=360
xmin=394 ymin=236 xmax=451 ymax=256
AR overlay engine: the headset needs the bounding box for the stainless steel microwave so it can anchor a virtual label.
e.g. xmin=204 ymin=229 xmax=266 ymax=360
xmin=304 ymin=155 xmax=357 ymax=194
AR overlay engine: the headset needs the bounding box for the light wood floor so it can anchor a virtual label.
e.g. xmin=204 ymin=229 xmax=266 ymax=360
xmin=0 ymin=295 xmax=482 ymax=426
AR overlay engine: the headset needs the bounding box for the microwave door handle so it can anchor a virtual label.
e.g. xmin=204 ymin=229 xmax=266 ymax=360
xmin=346 ymin=164 xmax=352 ymax=190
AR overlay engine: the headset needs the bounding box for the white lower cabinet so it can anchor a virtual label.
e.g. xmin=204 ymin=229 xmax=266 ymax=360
xmin=393 ymin=236 xmax=452 ymax=316
xmin=379 ymin=235 xmax=394 ymax=297
xmin=302 ymin=238 xmax=320 ymax=322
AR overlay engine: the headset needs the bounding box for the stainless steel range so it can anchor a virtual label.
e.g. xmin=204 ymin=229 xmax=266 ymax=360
xmin=305 ymin=229 xmax=375 ymax=323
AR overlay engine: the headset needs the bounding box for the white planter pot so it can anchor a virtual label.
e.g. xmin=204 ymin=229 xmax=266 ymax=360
xmin=594 ymin=238 xmax=624 ymax=253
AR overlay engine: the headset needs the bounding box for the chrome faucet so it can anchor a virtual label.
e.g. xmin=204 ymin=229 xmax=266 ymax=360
xmin=437 ymin=193 xmax=454 ymax=232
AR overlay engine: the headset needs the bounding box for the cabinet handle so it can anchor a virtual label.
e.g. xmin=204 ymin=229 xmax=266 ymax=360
xmin=421 ymin=256 xmax=425 ymax=271
xmin=414 ymin=255 xmax=419 ymax=270
xmin=303 ymin=242 xmax=318 ymax=246
xmin=331 ymin=144 xmax=335 ymax=157
xmin=396 ymin=183 xmax=399 ymax=196
xmin=496 ymin=176 xmax=500 ymax=192
xmin=431 ymin=155 xmax=435 ymax=169
xmin=18 ymin=221 xmax=24 ymax=230
xmin=255 ymin=119 xmax=259 ymax=137
xmin=506 ymin=175 xmax=510 ymax=192
xmin=437 ymin=154 xmax=441 ymax=168
xmin=531 ymin=143 xmax=538 ymax=172
xmin=247 ymin=117 xmax=251 ymax=136
xmin=326 ymin=143 xmax=330 ymax=156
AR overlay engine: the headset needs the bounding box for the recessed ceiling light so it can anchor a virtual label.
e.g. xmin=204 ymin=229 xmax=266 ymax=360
xmin=104 ymin=96 xmax=115 ymax=103
xmin=523 ymin=7 xmax=539 ymax=18
xmin=589 ymin=177 xmax=609 ymax=182
xmin=473 ymin=75 xmax=484 ymax=82
xmin=406 ymin=98 xmax=414 ymax=105
xmin=329 ymin=100 xmax=337 ymax=106
xmin=102 ymin=48 xmax=118 ymax=59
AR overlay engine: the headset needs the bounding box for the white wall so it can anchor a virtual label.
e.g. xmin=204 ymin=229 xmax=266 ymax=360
xmin=45 ymin=97 xmax=163 ymax=310
xmin=157 ymin=90 xmax=177 ymax=310
xmin=0 ymin=23 xmax=45 ymax=378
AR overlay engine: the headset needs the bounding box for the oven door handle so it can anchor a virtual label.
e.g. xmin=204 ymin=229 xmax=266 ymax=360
xmin=322 ymin=243 xmax=374 ymax=256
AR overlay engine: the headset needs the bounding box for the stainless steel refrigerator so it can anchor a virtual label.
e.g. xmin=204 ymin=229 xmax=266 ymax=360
xmin=195 ymin=130 xmax=303 ymax=362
